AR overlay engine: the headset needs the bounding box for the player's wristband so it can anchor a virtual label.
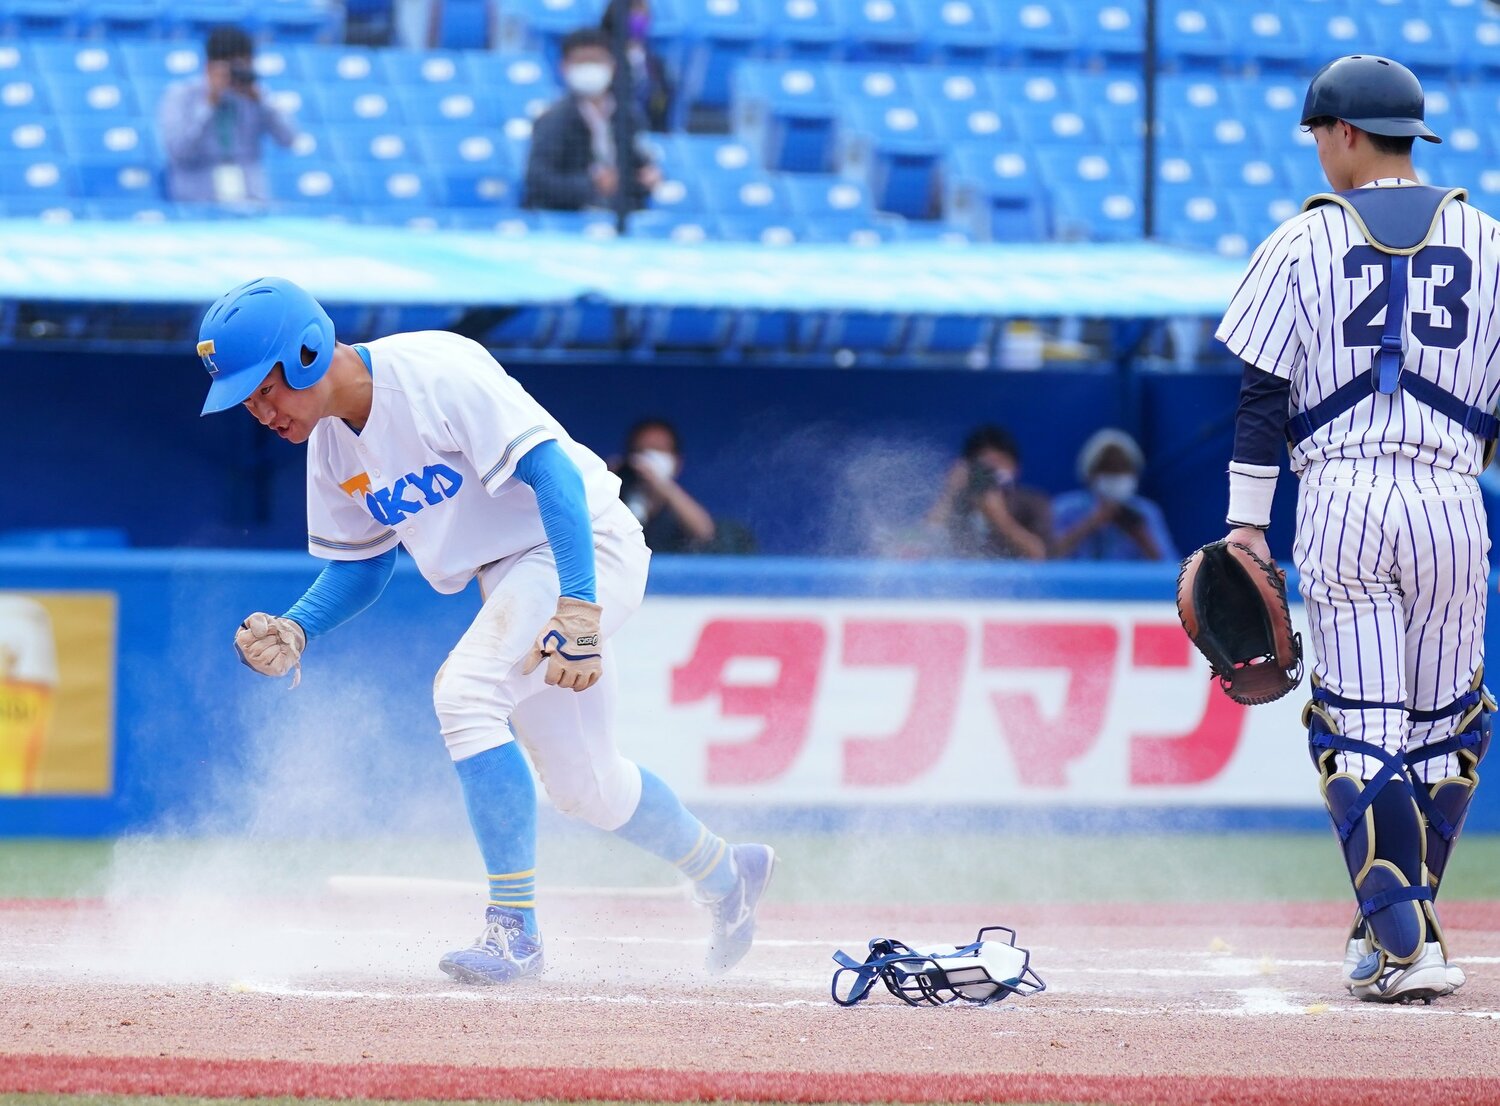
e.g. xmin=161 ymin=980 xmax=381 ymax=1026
xmin=1226 ymin=461 xmax=1278 ymax=530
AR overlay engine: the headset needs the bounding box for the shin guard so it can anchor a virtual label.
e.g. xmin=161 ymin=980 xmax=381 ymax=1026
xmin=1406 ymin=675 xmax=1494 ymax=896
xmin=1307 ymin=697 xmax=1432 ymax=968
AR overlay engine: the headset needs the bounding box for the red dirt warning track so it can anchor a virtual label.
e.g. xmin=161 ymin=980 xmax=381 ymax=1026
xmin=6 ymin=1055 xmax=1500 ymax=1106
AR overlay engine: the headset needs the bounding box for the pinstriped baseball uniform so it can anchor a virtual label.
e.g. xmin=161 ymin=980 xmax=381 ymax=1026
xmin=1217 ymin=179 xmax=1500 ymax=781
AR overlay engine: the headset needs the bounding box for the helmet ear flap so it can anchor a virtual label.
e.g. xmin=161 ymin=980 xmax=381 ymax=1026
xmin=285 ymin=318 xmax=333 ymax=390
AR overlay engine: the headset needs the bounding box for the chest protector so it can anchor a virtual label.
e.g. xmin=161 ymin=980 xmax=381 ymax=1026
xmin=1285 ymin=185 xmax=1498 ymax=460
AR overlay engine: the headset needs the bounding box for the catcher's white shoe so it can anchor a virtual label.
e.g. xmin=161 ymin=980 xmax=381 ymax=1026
xmin=1344 ymin=933 xmax=1464 ymax=992
xmin=1349 ymin=941 xmax=1453 ymax=1004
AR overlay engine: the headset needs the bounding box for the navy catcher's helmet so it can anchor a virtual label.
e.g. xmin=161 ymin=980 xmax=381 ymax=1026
xmin=196 ymin=276 xmax=336 ymax=416
xmin=1301 ymin=55 xmax=1441 ymax=143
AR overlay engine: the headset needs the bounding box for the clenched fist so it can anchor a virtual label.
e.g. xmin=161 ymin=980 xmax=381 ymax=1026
xmin=235 ymin=613 xmax=306 ymax=686
xmin=522 ymin=597 xmax=603 ymax=692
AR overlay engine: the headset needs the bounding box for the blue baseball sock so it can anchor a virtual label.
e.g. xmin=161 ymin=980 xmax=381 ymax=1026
xmin=612 ymin=768 xmax=736 ymax=899
xmin=453 ymin=741 xmax=539 ymax=935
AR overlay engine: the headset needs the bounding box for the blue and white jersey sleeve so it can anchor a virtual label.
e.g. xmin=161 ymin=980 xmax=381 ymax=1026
xmin=422 ymin=336 xmax=560 ymax=494
xmin=1215 ymin=216 xmax=1312 ymax=381
xmin=305 ymin=427 xmax=402 ymax=561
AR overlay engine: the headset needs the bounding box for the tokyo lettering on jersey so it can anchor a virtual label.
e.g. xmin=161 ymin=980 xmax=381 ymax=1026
xmin=304 ymin=330 xmax=621 ymax=593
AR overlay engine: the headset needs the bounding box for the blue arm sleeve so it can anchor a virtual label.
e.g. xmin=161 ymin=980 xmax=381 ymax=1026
xmin=514 ymin=439 xmax=597 ymax=603
xmin=1233 ymin=361 xmax=1291 ymax=467
xmin=282 ymin=548 xmax=397 ymax=640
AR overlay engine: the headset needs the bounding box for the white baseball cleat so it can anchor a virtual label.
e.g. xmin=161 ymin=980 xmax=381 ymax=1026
xmin=1344 ymin=934 xmax=1464 ymax=992
xmin=698 ymin=842 xmax=776 ymax=975
xmin=1349 ymin=941 xmax=1453 ymax=1004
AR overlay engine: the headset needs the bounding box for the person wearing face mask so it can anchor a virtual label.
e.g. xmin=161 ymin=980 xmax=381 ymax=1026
xmin=523 ymin=28 xmax=662 ymax=212
xmin=926 ymin=425 xmax=1051 ymax=560
xmin=601 ymin=0 xmax=673 ymax=132
xmin=1051 ymin=429 xmax=1177 ymax=562
xmin=613 ymin=418 xmax=716 ymax=552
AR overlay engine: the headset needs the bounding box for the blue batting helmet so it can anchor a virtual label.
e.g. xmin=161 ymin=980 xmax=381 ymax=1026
xmin=196 ymin=276 xmax=336 ymax=416
xmin=1301 ymin=55 xmax=1441 ymax=143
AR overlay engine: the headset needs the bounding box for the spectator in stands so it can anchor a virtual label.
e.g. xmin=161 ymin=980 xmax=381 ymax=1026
xmin=158 ymin=26 xmax=297 ymax=205
xmin=926 ymin=425 xmax=1050 ymax=560
xmin=601 ymin=0 xmax=673 ymax=132
xmin=524 ymin=28 xmax=661 ymax=212
xmin=1052 ymin=429 xmax=1177 ymax=562
xmin=614 ymin=418 xmax=717 ymax=552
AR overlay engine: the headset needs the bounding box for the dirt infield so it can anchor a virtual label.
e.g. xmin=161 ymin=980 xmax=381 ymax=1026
xmin=3 ymin=893 xmax=1500 ymax=1104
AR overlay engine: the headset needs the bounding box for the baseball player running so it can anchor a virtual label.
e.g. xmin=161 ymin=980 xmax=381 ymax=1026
xmin=194 ymin=277 xmax=775 ymax=983
xmin=1217 ymin=56 xmax=1498 ymax=1003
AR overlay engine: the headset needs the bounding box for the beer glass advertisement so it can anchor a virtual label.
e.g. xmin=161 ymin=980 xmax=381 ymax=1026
xmin=0 ymin=593 xmax=116 ymax=796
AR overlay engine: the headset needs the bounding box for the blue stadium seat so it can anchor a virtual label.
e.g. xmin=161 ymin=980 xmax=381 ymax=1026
xmin=763 ymin=0 xmax=843 ymax=59
xmin=910 ymin=0 xmax=1000 ymax=62
xmin=0 ymin=77 xmax=48 ymax=121
xmin=825 ymin=62 xmax=913 ymax=108
xmin=162 ymin=0 xmax=255 ymax=38
xmin=1221 ymin=188 xmax=1299 ymax=244
xmin=733 ymin=61 xmax=837 ymax=172
xmin=86 ymin=197 xmax=176 ymax=220
xmin=836 ymin=98 xmax=941 ymax=217
xmin=496 ymin=0 xmax=608 ymax=54
xmin=380 ymin=49 xmax=468 ymax=87
xmin=830 ymin=0 xmax=922 ymax=62
xmin=1226 ymin=3 xmax=1310 ymax=72
xmin=294 ymin=45 xmax=383 ymax=84
xmin=328 ymin=123 xmax=421 ymax=165
xmin=465 ymin=51 xmax=555 ymax=100
xmin=75 ymin=159 xmax=157 ymax=199
xmin=1222 ymin=77 xmax=1301 ymax=126
xmin=1155 ymin=182 xmax=1233 ymax=248
xmin=3 ymin=1 xmax=83 ymax=37
xmin=30 ymin=42 xmax=123 ymax=77
xmin=251 ymin=44 xmax=305 ymax=84
xmin=626 ymin=208 xmax=718 ymax=242
xmin=697 ymin=173 xmax=788 ymax=217
xmin=57 ymin=117 xmax=155 ymax=162
xmin=797 ymin=212 xmax=904 ymax=245
xmin=813 ymin=307 xmax=907 ymax=354
xmin=657 ymin=0 xmax=765 ymax=122
xmin=81 ymin=0 xmax=164 ymax=40
xmin=118 ymin=41 xmax=201 ymax=83
xmin=783 ymin=173 xmax=870 ymax=219
xmin=1158 ymin=0 xmax=1233 ymax=70
xmin=0 ymin=45 xmax=29 ymax=80
xmin=394 ymin=84 xmax=492 ymax=127
xmin=267 ymin=163 xmax=351 ymax=204
xmin=1067 ymin=71 xmax=1144 ymax=138
xmin=263 ymin=85 xmax=320 ymax=124
xmin=1291 ymin=5 xmax=1366 ymax=59
xmin=431 ymin=0 xmax=490 ymax=49
xmin=1051 ymin=182 xmax=1141 ymax=241
xmin=942 ymin=143 xmax=1045 ymax=241
xmin=311 ymin=84 xmax=403 ymax=124
xmin=908 ymin=313 xmax=994 ymax=359
xmin=1006 ymin=102 xmax=1098 ymax=147
xmin=1033 ymin=144 xmax=1141 ymax=193
xmin=1075 ymin=0 xmax=1145 ymax=67
xmin=910 ymin=68 xmax=1009 ymax=143
xmin=253 ymin=0 xmax=342 ymax=44
xmin=716 ymin=210 xmax=803 ymax=244
xmin=416 ymin=125 xmax=510 ymax=170
xmin=346 ymin=167 xmax=446 ymax=206
xmin=994 ymin=1 xmax=1079 ymax=64
xmin=1191 ymin=149 xmax=1285 ymax=192
xmin=38 ymin=73 xmax=138 ymax=118
xmin=1363 ymin=8 xmax=1457 ymax=75
xmin=655 ymin=133 xmax=760 ymax=179
xmin=1 ymin=118 xmax=60 ymax=154
xmin=0 ymin=153 xmax=77 ymax=197
xmin=1454 ymin=11 xmax=1500 ymax=78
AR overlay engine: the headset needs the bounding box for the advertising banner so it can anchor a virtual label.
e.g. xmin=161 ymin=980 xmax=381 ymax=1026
xmin=0 ymin=592 xmax=116 ymax=797
xmin=614 ymin=598 xmax=1314 ymax=807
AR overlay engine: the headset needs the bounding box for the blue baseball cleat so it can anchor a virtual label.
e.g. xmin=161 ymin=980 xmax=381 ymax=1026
xmin=439 ymin=906 xmax=545 ymax=985
xmin=700 ymin=843 xmax=776 ymax=975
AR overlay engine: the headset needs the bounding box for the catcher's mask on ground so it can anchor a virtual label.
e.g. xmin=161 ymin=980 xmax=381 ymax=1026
xmin=831 ymin=926 xmax=1046 ymax=1008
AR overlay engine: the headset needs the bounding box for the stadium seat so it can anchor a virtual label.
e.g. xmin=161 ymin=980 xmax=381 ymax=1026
xmin=1006 ymin=102 xmax=1098 ymax=147
xmin=994 ymin=1 xmax=1079 ymax=65
xmin=86 ymin=197 xmax=175 ymax=221
xmin=38 ymin=73 xmax=138 ymax=118
xmin=416 ymin=125 xmax=510 ymax=170
xmin=1191 ymin=149 xmax=1284 ymax=192
xmin=267 ymin=163 xmax=351 ymax=204
xmin=1455 ymin=11 xmax=1500 ymax=78
xmin=75 ymin=159 xmax=156 ymax=199
xmin=345 ymin=167 xmax=446 ymax=206
xmin=431 ymin=0 xmax=490 ymax=49
xmin=910 ymin=68 xmax=1009 ymax=144
xmin=0 ymin=45 xmax=29 ymax=80
xmin=1159 ymin=1 xmax=1234 ymax=70
xmin=1 ymin=79 xmax=48 ymax=124
xmin=0 ymin=153 xmax=78 ymax=198
xmin=1075 ymin=0 xmax=1145 ymax=67
xmin=2 ymin=1 xmax=83 ymax=38
xmin=57 ymin=117 xmax=156 ymax=163
xmin=909 ymin=0 xmax=1000 ymax=62
xmin=394 ymin=84 xmax=492 ymax=127
xmin=943 ymin=143 xmax=1046 ymax=241
xmin=655 ymin=133 xmax=760 ymax=180
xmin=30 ymin=42 xmax=122 ymax=77
xmin=626 ymin=208 xmax=718 ymax=241
xmin=496 ymin=0 xmax=608 ymax=55
xmin=464 ymin=52 xmax=555 ymax=100
xmin=1033 ymin=144 xmax=1141 ymax=194
xmin=783 ymin=173 xmax=870 ymax=219
xmin=81 ymin=0 xmax=165 ymax=40
xmin=328 ymin=123 xmax=420 ymax=165
xmin=293 ymin=45 xmax=383 ymax=84
xmin=1362 ymin=8 xmax=1458 ymax=76
xmin=1067 ymin=71 xmax=1144 ymax=137
xmin=1051 ymin=181 xmax=1142 ymax=241
xmin=657 ymin=0 xmax=766 ymax=124
xmin=701 ymin=174 xmax=790 ymax=217
xmin=716 ymin=210 xmax=803 ymax=244
xmin=836 ymin=98 xmax=941 ymax=217
xmin=253 ymin=0 xmax=343 ymax=44
xmin=379 ymin=49 xmax=468 ymax=87
xmin=733 ymin=61 xmax=838 ymax=172
xmin=825 ymin=62 xmax=913 ymax=108
xmin=263 ymin=85 xmax=320 ymax=124
xmin=162 ymin=0 xmax=255 ymax=39
xmin=251 ymin=44 xmax=304 ymax=84
xmin=764 ymin=0 xmax=843 ymax=59
xmin=310 ymin=84 xmax=402 ymax=124
xmin=830 ymin=0 xmax=922 ymax=62
xmin=118 ymin=42 xmax=201 ymax=83
xmin=1226 ymin=3 xmax=1310 ymax=72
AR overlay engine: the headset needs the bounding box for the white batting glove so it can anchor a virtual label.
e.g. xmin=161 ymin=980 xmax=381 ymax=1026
xmin=234 ymin=612 xmax=306 ymax=687
xmin=521 ymin=597 xmax=603 ymax=692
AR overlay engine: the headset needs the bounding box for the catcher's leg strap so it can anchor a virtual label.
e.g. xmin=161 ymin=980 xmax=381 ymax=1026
xmin=1307 ymin=693 xmax=1431 ymax=964
xmin=1406 ymin=678 xmax=1494 ymax=890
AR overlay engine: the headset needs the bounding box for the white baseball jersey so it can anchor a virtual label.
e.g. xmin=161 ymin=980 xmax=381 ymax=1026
xmin=305 ymin=330 xmax=621 ymax=593
xmin=1216 ymin=178 xmax=1500 ymax=478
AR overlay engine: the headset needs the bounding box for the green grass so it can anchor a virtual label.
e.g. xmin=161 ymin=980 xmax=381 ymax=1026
xmin=3 ymin=833 xmax=1500 ymax=905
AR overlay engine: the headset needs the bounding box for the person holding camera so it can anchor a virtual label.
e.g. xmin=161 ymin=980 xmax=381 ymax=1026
xmin=1051 ymin=429 xmax=1177 ymax=562
xmin=158 ymin=26 xmax=297 ymax=205
xmin=927 ymin=425 xmax=1051 ymax=560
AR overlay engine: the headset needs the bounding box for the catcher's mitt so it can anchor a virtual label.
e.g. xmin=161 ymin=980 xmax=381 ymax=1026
xmin=1177 ymin=540 xmax=1303 ymax=706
